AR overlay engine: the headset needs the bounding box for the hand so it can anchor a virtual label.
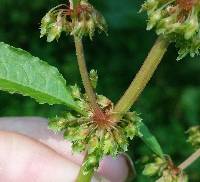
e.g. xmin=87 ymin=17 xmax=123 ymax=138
xmin=0 ymin=117 xmax=132 ymax=182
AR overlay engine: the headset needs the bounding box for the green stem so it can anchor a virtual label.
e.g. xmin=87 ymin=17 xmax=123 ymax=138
xmin=72 ymin=0 xmax=81 ymax=8
xmin=74 ymin=37 xmax=105 ymax=117
xmin=76 ymin=153 xmax=94 ymax=182
xmin=178 ymin=148 xmax=200 ymax=170
xmin=74 ymin=37 xmax=96 ymax=108
xmin=113 ymin=36 xmax=169 ymax=119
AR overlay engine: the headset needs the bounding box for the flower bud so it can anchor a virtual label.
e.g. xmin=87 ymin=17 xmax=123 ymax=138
xmin=113 ymin=129 xmax=128 ymax=152
xmin=72 ymin=140 xmax=86 ymax=153
xmin=40 ymin=13 xmax=54 ymax=38
xmin=147 ymin=10 xmax=162 ymax=30
xmin=47 ymin=11 xmax=67 ymax=42
xmin=187 ymin=125 xmax=200 ymax=149
xmin=156 ymin=170 xmax=188 ymax=182
xmin=92 ymin=10 xmax=108 ymax=35
xmin=88 ymin=136 xmax=99 ymax=154
xmin=141 ymin=0 xmax=159 ymax=13
xmin=70 ymin=84 xmax=81 ymax=99
xmin=71 ymin=1 xmax=108 ymax=39
xmin=102 ymin=132 xmax=118 ymax=155
xmin=64 ymin=127 xmax=77 ymax=141
xmin=184 ymin=12 xmax=199 ymax=40
xmin=47 ymin=22 xmax=63 ymax=42
xmin=89 ymin=69 xmax=98 ymax=89
xmin=40 ymin=1 xmax=107 ymax=41
xmin=97 ymin=95 xmax=112 ymax=109
xmin=125 ymin=122 xmax=137 ymax=139
xmin=143 ymin=163 xmax=160 ymax=176
xmin=156 ymin=170 xmax=173 ymax=182
xmin=156 ymin=14 xmax=177 ymax=34
xmin=87 ymin=19 xmax=96 ymax=39
xmin=76 ymin=99 xmax=90 ymax=112
xmin=48 ymin=117 xmax=68 ymax=132
xmin=142 ymin=0 xmax=200 ymax=59
xmin=64 ymin=126 xmax=89 ymax=141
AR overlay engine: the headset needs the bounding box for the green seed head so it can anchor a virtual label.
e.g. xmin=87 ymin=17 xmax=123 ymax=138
xmin=156 ymin=170 xmax=188 ymax=182
xmin=141 ymin=0 xmax=200 ymax=60
xmin=40 ymin=0 xmax=107 ymax=41
xmin=143 ymin=155 xmax=188 ymax=181
xmin=70 ymin=0 xmax=107 ymax=39
xmin=48 ymin=83 xmax=141 ymax=174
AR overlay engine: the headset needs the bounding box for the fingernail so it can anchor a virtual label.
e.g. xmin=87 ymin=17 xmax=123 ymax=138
xmin=121 ymin=153 xmax=136 ymax=182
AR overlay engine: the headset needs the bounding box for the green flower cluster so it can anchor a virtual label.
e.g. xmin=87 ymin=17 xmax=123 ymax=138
xmin=143 ymin=156 xmax=188 ymax=182
xmin=141 ymin=0 xmax=200 ymax=60
xmin=48 ymin=71 xmax=141 ymax=174
xmin=143 ymin=156 xmax=168 ymax=177
xmin=157 ymin=170 xmax=188 ymax=182
xmin=40 ymin=0 xmax=107 ymax=42
xmin=187 ymin=125 xmax=200 ymax=149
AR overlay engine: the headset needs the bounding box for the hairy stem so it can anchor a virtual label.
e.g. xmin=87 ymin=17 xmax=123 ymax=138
xmin=72 ymin=0 xmax=81 ymax=8
xmin=76 ymin=153 xmax=94 ymax=182
xmin=178 ymin=148 xmax=200 ymax=170
xmin=74 ymin=37 xmax=106 ymax=118
xmin=113 ymin=36 xmax=169 ymax=119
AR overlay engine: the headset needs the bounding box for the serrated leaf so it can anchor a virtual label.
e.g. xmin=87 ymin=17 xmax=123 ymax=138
xmin=0 ymin=42 xmax=79 ymax=111
xmin=137 ymin=121 xmax=164 ymax=158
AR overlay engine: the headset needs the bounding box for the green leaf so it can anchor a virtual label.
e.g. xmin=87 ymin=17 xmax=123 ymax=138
xmin=137 ymin=121 xmax=164 ymax=158
xmin=0 ymin=42 xmax=79 ymax=111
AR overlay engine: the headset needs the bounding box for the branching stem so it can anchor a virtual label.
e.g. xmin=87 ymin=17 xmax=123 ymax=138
xmin=113 ymin=36 xmax=169 ymax=120
xmin=74 ymin=37 xmax=105 ymax=120
xmin=178 ymin=148 xmax=200 ymax=170
xmin=72 ymin=0 xmax=81 ymax=8
xmin=74 ymin=37 xmax=97 ymax=108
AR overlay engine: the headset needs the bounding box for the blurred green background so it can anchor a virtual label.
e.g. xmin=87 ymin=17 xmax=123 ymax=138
xmin=0 ymin=0 xmax=199 ymax=181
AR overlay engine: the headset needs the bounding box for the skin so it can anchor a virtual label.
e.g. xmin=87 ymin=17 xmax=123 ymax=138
xmin=0 ymin=117 xmax=130 ymax=182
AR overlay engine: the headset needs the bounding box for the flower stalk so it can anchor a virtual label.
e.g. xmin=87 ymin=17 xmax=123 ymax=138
xmin=74 ymin=37 xmax=106 ymax=120
xmin=72 ymin=0 xmax=80 ymax=9
xmin=113 ymin=36 xmax=169 ymax=120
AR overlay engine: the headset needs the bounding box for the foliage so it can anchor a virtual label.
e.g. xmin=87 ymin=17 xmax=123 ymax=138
xmin=0 ymin=0 xmax=200 ymax=181
xmin=136 ymin=121 xmax=164 ymax=158
xmin=0 ymin=1 xmax=164 ymax=175
xmin=0 ymin=42 xmax=78 ymax=109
